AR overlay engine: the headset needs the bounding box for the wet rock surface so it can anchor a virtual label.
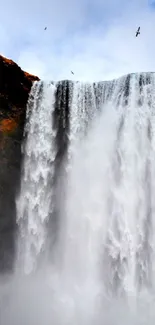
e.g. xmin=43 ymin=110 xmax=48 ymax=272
xmin=0 ymin=54 xmax=39 ymax=272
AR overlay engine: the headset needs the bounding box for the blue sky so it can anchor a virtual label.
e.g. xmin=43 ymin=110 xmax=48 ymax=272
xmin=0 ymin=0 xmax=155 ymax=81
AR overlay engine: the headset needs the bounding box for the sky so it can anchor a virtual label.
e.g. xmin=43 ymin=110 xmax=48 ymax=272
xmin=0 ymin=0 xmax=155 ymax=81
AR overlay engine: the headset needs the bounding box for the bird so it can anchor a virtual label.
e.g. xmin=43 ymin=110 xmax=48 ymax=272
xmin=44 ymin=27 xmax=47 ymax=30
xmin=71 ymin=71 xmax=74 ymax=75
xmin=136 ymin=26 xmax=140 ymax=37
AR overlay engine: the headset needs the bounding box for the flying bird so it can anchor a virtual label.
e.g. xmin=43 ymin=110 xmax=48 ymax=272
xmin=44 ymin=27 xmax=47 ymax=30
xmin=136 ymin=26 xmax=140 ymax=37
xmin=71 ymin=71 xmax=74 ymax=75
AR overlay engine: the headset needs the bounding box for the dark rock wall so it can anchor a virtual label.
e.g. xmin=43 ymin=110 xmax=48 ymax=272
xmin=0 ymin=55 xmax=39 ymax=272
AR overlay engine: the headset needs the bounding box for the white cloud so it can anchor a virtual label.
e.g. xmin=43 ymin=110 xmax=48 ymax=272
xmin=0 ymin=0 xmax=155 ymax=81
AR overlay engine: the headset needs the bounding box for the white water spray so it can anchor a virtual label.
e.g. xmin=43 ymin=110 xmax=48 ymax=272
xmin=16 ymin=81 xmax=57 ymax=273
xmin=1 ymin=73 xmax=155 ymax=325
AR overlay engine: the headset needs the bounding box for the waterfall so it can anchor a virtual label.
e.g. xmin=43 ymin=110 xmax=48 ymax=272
xmin=16 ymin=81 xmax=57 ymax=273
xmin=1 ymin=73 xmax=155 ymax=324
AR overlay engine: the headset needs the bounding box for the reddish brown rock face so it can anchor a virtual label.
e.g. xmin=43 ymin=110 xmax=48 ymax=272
xmin=0 ymin=54 xmax=39 ymax=272
xmin=0 ymin=55 xmax=39 ymax=108
xmin=0 ymin=54 xmax=39 ymax=139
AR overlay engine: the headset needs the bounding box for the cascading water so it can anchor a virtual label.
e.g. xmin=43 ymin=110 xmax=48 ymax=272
xmin=1 ymin=73 xmax=155 ymax=324
xmin=16 ymin=81 xmax=57 ymax=273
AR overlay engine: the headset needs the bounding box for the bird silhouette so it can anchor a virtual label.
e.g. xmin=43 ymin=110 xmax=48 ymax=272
xmin=44 ymin=27 xmax=47 ymax=30
xmin=136 ymin=26 xmax=140 ymax=37
xmin=71 ymin=71 xmax=74 ymax=75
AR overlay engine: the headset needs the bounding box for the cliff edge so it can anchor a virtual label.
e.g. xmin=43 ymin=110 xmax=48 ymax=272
xmin=0 ymin=54 xmax=39 ymax=137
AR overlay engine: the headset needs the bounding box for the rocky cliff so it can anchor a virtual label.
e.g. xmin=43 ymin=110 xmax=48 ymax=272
xmin=0 ymin=54 xmax=39 ymax=272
